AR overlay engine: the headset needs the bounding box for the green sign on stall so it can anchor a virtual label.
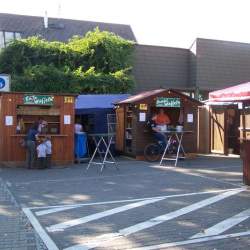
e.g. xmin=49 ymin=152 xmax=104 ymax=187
xmin=156 ymin=97 xmax=181 ymax=108
xmin=23 ymin=95 xmax=54 ymax=105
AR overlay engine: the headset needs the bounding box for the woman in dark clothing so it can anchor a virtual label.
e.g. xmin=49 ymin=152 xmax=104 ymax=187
xmin=26 ymin=122 xmax=39 ymax=169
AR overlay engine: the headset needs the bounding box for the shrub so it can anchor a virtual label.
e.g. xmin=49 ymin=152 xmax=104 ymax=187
xmin=0 ymin=28 xmax=135 ymax=93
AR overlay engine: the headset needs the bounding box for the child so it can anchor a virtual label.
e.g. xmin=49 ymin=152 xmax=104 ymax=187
xmin=36 ymin=138 xmax=47 ymax=169
xmin=45 ymin=136 xmax=52 ymax=168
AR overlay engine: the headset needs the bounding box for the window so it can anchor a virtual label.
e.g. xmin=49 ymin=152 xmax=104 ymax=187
xmin=0 ymin=31 xmax=22 ymax=48
xmin=15 ymin=32 xmax=21 ymax=39
xmin=0 ymin=31 xmax=4 ymax=48
xmin=5 ymin=32 xmax=14 ymax=44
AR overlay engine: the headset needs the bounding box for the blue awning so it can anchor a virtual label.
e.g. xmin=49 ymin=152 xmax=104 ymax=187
xmin=75 ymin=94 xmax=130 ymax=110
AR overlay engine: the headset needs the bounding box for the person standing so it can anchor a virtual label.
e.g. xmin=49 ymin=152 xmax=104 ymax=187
xmin=74 ymin=121 xmax=83 ymax=134
xmin=38 ymin=118 xmax=48 ymax=134
xmin=36 ymin=138 xmax=47 ymax=169
xmin=26 ymin=122 xmax=39 ymax=169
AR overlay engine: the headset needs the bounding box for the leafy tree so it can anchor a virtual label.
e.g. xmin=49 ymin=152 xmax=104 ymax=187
xmin=0 ymin=28 xmax=135 ymax=93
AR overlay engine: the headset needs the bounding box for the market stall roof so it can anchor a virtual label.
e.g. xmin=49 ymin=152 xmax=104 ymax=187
xmin=117 ymin=89 xmax=202 ymax=104
xmin=75 ymin=94 xmax=130 ymax=109
xmin=204 ymin=101 xmax=239 ymax=106
xmin=209 ymin=82 xmax=250 ymax=102
xmin=117 ymin=89 xmax=165 ymax=104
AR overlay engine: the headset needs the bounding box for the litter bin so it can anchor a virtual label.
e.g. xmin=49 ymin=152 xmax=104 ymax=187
xmin=241 ymin=139 xmax=250 ymax=185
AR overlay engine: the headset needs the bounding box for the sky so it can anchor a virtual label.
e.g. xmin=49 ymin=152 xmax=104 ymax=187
xmin=1 ymin=0 xmax=250 ymax=48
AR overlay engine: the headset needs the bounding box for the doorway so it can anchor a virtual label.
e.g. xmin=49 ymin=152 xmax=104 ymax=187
xmin=227 ymin=108 xmax=240 ymax=154
xmin=210 ymin=106 xmax=240 ymax=155
xmin=211 ymin=108 xmax=226 ymax=154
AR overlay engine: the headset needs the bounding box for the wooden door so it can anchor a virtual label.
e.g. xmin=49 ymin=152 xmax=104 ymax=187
xmin=198 ymin=106 xmax=210 ymax=153
xmin=115 ymin=107 xmax=125 ymax=152
xmin=211 ymin=108 xmax=226 ymax=154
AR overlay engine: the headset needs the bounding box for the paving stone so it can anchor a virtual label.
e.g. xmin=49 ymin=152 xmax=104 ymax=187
xmin=0 ymin=157 xmax=249 ymax=250
xmin=0 ymin=179 xmax=45 ymax=250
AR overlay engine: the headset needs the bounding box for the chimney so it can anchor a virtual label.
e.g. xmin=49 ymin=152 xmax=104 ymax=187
xmin=44 ymin=11 xmax=48 ymax=29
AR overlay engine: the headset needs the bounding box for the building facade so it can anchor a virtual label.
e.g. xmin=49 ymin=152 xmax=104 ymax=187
xmin=132 ymin=44 xmax=190 ymax=92
xmin=1 ymin=13 xmax=250 ymax=95
xmin=0 ymin=13 xmax=136 ymax=47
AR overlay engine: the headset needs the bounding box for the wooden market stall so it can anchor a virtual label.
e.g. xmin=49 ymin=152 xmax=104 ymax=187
xmin=208 ymin=82 xmax=250 ymax=185
xmin=208 ymin=82 xmax=250 ymax=155
xmin=0 ymin=92 xmax=76 ymax=166
xmin=115 ymin=89 xmax=202 ymax=159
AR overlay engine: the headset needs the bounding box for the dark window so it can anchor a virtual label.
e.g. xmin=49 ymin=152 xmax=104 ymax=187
xmin=0 ymin=31 xmax=22 ymax=48
xmin=0 ymin=31 xmax=4 ymax=48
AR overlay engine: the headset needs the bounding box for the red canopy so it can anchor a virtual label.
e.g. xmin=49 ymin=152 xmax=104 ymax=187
xmin=209 ymin=82 xmax=250 ymax=102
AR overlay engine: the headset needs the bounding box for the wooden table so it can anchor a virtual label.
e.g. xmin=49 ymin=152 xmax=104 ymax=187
xmin=86 ymin=133 xmax=118 ymax=172
xmin=160 ymin=130 xmax=193 ymax=167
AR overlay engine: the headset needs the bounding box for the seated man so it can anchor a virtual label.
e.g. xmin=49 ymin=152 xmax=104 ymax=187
xmin=149 ymin=109 xmax=171 ymax=148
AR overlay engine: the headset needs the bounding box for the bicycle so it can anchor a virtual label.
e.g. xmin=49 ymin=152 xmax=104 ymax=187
xmin=144 ymin=137 xmax=178 ymax=162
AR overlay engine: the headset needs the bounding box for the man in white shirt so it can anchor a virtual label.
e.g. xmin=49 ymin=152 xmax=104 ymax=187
xmin=75 ymin=122 xmax=83 ymax=134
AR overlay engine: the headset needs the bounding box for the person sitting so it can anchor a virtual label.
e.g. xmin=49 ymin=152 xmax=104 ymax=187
xmin=150 ymin=109 xmax=171 ymax=148
xmin=154 ymin=108 xmax=171 ymax=130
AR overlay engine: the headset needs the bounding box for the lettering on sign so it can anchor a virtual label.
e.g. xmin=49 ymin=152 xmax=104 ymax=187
xmin=23 ymin=95 xmax=54 ymax=105
xmin=156 ymin=97 xmax=181 ymax=108
xmin=64 ymin=96 xmax=74 ymax=103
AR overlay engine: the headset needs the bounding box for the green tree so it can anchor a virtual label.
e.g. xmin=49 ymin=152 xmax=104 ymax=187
xmin=0 ymin=28 xmax=135 ymax=93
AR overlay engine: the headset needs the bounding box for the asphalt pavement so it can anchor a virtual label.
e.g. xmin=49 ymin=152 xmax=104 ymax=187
xmin=0 ymin=156 xmax=249 ymax=250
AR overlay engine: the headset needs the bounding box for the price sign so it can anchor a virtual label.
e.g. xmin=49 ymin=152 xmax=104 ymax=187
xmin=139 ymin=104 xmax=148 ymax=110
xmin=64 ymin=96 xmax=74 ymax=103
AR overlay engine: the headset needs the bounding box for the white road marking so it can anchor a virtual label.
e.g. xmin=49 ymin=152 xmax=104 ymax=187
xmin=119 ymin=188 xmax=244 ymax=236
xmin=6 ymin=181 xmax=12 ymax=187
xmin=190 ymin=208 xmax=250 ymax=239
xmin=35 ymin=188 xmax=240 ymax=215
xmin=46 ymin=197 xmax=165 ymax=232
xmin=36 ymin=204 xmax=84 ymax=216
xmin=129 ymin=230 xmax=250 ymax=250
xmin=63 ymin=188 xmax=245 ymax=250
xmin=22 ymin=208 xmax=59 ymax=250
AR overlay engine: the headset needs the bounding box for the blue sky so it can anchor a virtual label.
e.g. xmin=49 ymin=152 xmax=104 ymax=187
xmin=1 ymin=0 xmax=250 ymax=48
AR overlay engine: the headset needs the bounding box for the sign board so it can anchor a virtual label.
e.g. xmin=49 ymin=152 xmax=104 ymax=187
xmin=139 ymin=112 xmax=146 ymax=122
xmin=5 ymin=116 xmax=13 ymax=126
xmin=64 ymin=96 xmax=74 ymax=103
xmin=0 ymin=74 xmax=10 ymax=92
xmin=187 ymin=113 xmax=193 ymax=123
xmin=139 ymin=103 xmax=148 ymax=110
xmin=64 ymin=115 xmax=71 ymax=125
xmin=156 ymin=97 xmax=181 ymax=108
xmin=23 ymin=95 xmax=54 ymax=105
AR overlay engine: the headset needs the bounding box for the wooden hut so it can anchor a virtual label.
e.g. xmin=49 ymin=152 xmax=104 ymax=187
xmin=208 ymin=82 xmax=250 ymax=185
xmin=208 ymin=82 xmax=250 ymax=155
xmin=115 ymin=89 xmax=201 ymax=159
xmin=0 ymin=92 xmax=76 ymax=166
